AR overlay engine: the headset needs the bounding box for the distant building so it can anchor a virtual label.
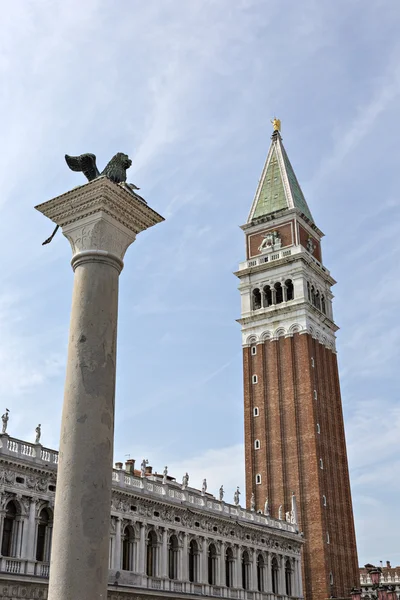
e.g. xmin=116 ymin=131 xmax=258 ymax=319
xmin=0 ymin=432 xmax=303 ymax=600
xmin=360 ymin=563 xmax=400 ymax=599
xmin=236 ymin=126 xmax=359 ymax=600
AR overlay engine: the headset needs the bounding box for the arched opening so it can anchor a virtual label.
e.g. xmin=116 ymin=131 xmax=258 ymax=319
xmin=122 ymin=525 xmax=135 ymax=571
xmin=307 ymin=281 xmax=311 ymax=301
xmin=263 ymin=285 xmax=272 ymax=307
xmin=275 ymin=282 xmax=283 ymax=304
xmin=271 ymin=557 xmax=279 ymax=594
xmin=225 ymin=547 xmax=234 ymax=588
xmin=257 ymin=554 xmax=265 ymax=592
xmin=36 ymin=508 xmax=52 ymax=563
xmin=241 ymin=550 xmax=251 ymax=590
xmin=1 ymin=501 xmax=17 ymax=557
xmin=285 ymin=279 xmax=294 ymax=301
xmin=252 ymin=288 xmax=262 ymax=310
xmin=146 ymin=530 xmax=158 ymax=577
xmin=168 ymin=534 xmax=179 ymax=580
xmin=189 ymin=539 xmax=199 ymax=583
xmin=315 ymin=290 xmax=321 ymax=311
xmin=321 ymin=295 xmax=326 ymax=314
xmin=311 ymin=286 xmax=316 ymax=307
xmin=285 ymin=559 xmax=293 ymax=596
xmin=208 ymin=543 xmax=217 ymax=585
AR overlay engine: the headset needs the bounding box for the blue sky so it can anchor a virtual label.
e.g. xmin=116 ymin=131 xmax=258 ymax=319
xmin=0 ymin=0 xmax=399 ymax=567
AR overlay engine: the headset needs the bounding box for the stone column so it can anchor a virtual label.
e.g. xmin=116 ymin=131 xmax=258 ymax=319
xmin=138 ymin=523 xmax=146 ymax=575
xmin=114 ymin=517 xmax=122 ymax=570
xmin=201 ymin=538 xmax=208 ymax=583
xmin=182 ymin=533 xmax=188 ymax=581
xmin=265 ymin=552 xmax=272 ymax=593
xmin=219 ymin=542 xmax=225 ymax=587
xmin=161 ymin=529 xmax=168 ymax=578
xmin=35 ymin=178 xmax=164 ymax=600
xmin=251 ymin=550 xmax=257 ymax=591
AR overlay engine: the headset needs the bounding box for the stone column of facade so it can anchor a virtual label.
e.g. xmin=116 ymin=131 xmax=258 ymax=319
xmin=235 ymin=545 xmax=241 ymax=589
xmin=219 ymin=541 xmax=225 ymax=587
xmin=251 ymin=549 xmax=257 ymax=591
xmin=114 ymin=517 xmax=122 ymax=570
xmin=295 ymin=557 xmax=303 ymax=598
xmin=182 ymin=532 xmax=188 ymax=581
xmin=161 ymin=529 xmax=168 ymax=578
xmin=265 ymin=553 xmax=272 ymax=593
xmin=35 ymin=178 xmax=163 ymax=600
xmin=201 ymin=538 xmax=208 ymax=584
xmin=278 ymin=555 xmax=285 ymax=595
xmin=21 ymin=499 xmax=35 ymax=561
xmin=138 ymin=523 xmax=146 ymax=575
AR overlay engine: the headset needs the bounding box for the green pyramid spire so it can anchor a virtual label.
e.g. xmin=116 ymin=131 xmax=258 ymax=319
xmin=248 ymin=128 xmax=314 ymax=223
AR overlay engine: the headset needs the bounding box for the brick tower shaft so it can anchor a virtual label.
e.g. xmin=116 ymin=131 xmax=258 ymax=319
xmin=236 ymin=124 xmax=358 ymax=600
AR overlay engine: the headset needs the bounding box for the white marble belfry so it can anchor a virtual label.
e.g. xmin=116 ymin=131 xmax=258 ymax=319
xmin=35 ymin=177 xmax=164 ymax=600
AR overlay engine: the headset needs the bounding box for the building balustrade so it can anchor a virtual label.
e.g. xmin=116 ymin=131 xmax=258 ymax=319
xmin=109 ymin=571 xmax=301 ymax=599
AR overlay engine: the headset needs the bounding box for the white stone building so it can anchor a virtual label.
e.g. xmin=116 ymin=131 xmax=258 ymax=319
xmin=0 ymin=432 xmax=303 ymax=600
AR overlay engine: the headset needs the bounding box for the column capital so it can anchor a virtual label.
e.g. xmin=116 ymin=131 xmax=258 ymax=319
xmin=35 ymin=177 xmax=164 ymax=270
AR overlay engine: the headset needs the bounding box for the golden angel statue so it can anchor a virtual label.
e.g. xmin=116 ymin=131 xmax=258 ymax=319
xmin=271 ymin=117 xmax=281 ymax=132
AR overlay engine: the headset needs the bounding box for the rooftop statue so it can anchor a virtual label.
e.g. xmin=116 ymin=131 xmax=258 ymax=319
xmin=42 ymin=152 xmax=138 ymax=246
xmin=271 ymin=117 xmax=281 ymax=132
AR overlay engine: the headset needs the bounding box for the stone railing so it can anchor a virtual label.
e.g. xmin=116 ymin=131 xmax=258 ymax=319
xmin=108 ymin=571 xmax=301 ymax=600
xmin=238 ymin=245 xmax=330 ymax=276
xmin=0 ymin=435 xmax=58 ymax=467
xmin=0 ymin=434 xmax=296 ymax=535
xmin=0 ymin=558 xmax=50 ymax=577
xmin=111 ymin=469 xmax=297 ymax=534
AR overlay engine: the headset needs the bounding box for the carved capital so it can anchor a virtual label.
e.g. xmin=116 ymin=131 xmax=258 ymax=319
xmin=35 ymin=177 xmax=164 ymax=269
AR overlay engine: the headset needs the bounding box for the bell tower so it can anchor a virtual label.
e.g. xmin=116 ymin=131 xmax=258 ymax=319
xmin=236 ymin=122 xmax=359 ymax=600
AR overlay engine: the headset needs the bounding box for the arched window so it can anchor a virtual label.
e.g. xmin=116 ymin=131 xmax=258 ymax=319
xmin=315 ymin=290 xmax=321 ymax=311
xmin=263 ymin=285 xmax=272 ymax=307
xmin=36 ymin=508 xmax=52 ymax=563
xmin=146 ymin=530 xmax=158 ymax=577
xmin=275 ymin=282 xmax=283 ymax=304
xmin=320 ymin=458 xmax=324 ymax=470
xmin=225 ymin=547 xmax=234 ymax=588
xmin=307 ymin=281 xmax=311 ymax=301
xmin=208 ymin=543 xmax=217 ymax=585
xmin=252 ymin=288 xmax=262 ymax=310
xmin=189 ymin=539 xmax=199 ymax=583
xmin=253 ymin=407 xmax=259 ymax=417
xmin=254 ymin=439 xmax=260 ymax=450
xmin=271 ymin=556 xmax=279 ymax=594
xmin=285 ymin=279 xmax=294 ymax=301
xmin=1 ymin=501 xmax=17 ymax=557
xmin=257 ymin=554 xmax=265 ymax=592
xmin=251 ymin=345 xmax=257 ymax=356
xmin=255 ymin=474 xmax=261 ymax=485
xmin=323 ymin=495 xmax=327 ymax=506
xmin=285 ymin=559 xmax=293 ymax=596
xmin=122 ymin=525 xmax=135 ymax=571
xmin=168 ymin=534 xmax=179 ymax=580
xmin=311 ymin=286 xmax=316 ymax=307
xmin=242 ymin=550 xmax=251 ymax=590
xmin=321 ymin=295 xmax=326 ymax=314
xmin=330 ymin=572 xmax=334 ymax=586
xmin=317 ymin=423 xmax=320 ymax=434
xmin=252 ymin=375 xmax=258 ymax=384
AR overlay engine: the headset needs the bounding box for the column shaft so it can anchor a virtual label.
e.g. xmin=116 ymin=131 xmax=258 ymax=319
xmin=48 ymin=258 xmax=120 ymax=600
xmin=114 ymin=518 xmax=122 ymax=570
